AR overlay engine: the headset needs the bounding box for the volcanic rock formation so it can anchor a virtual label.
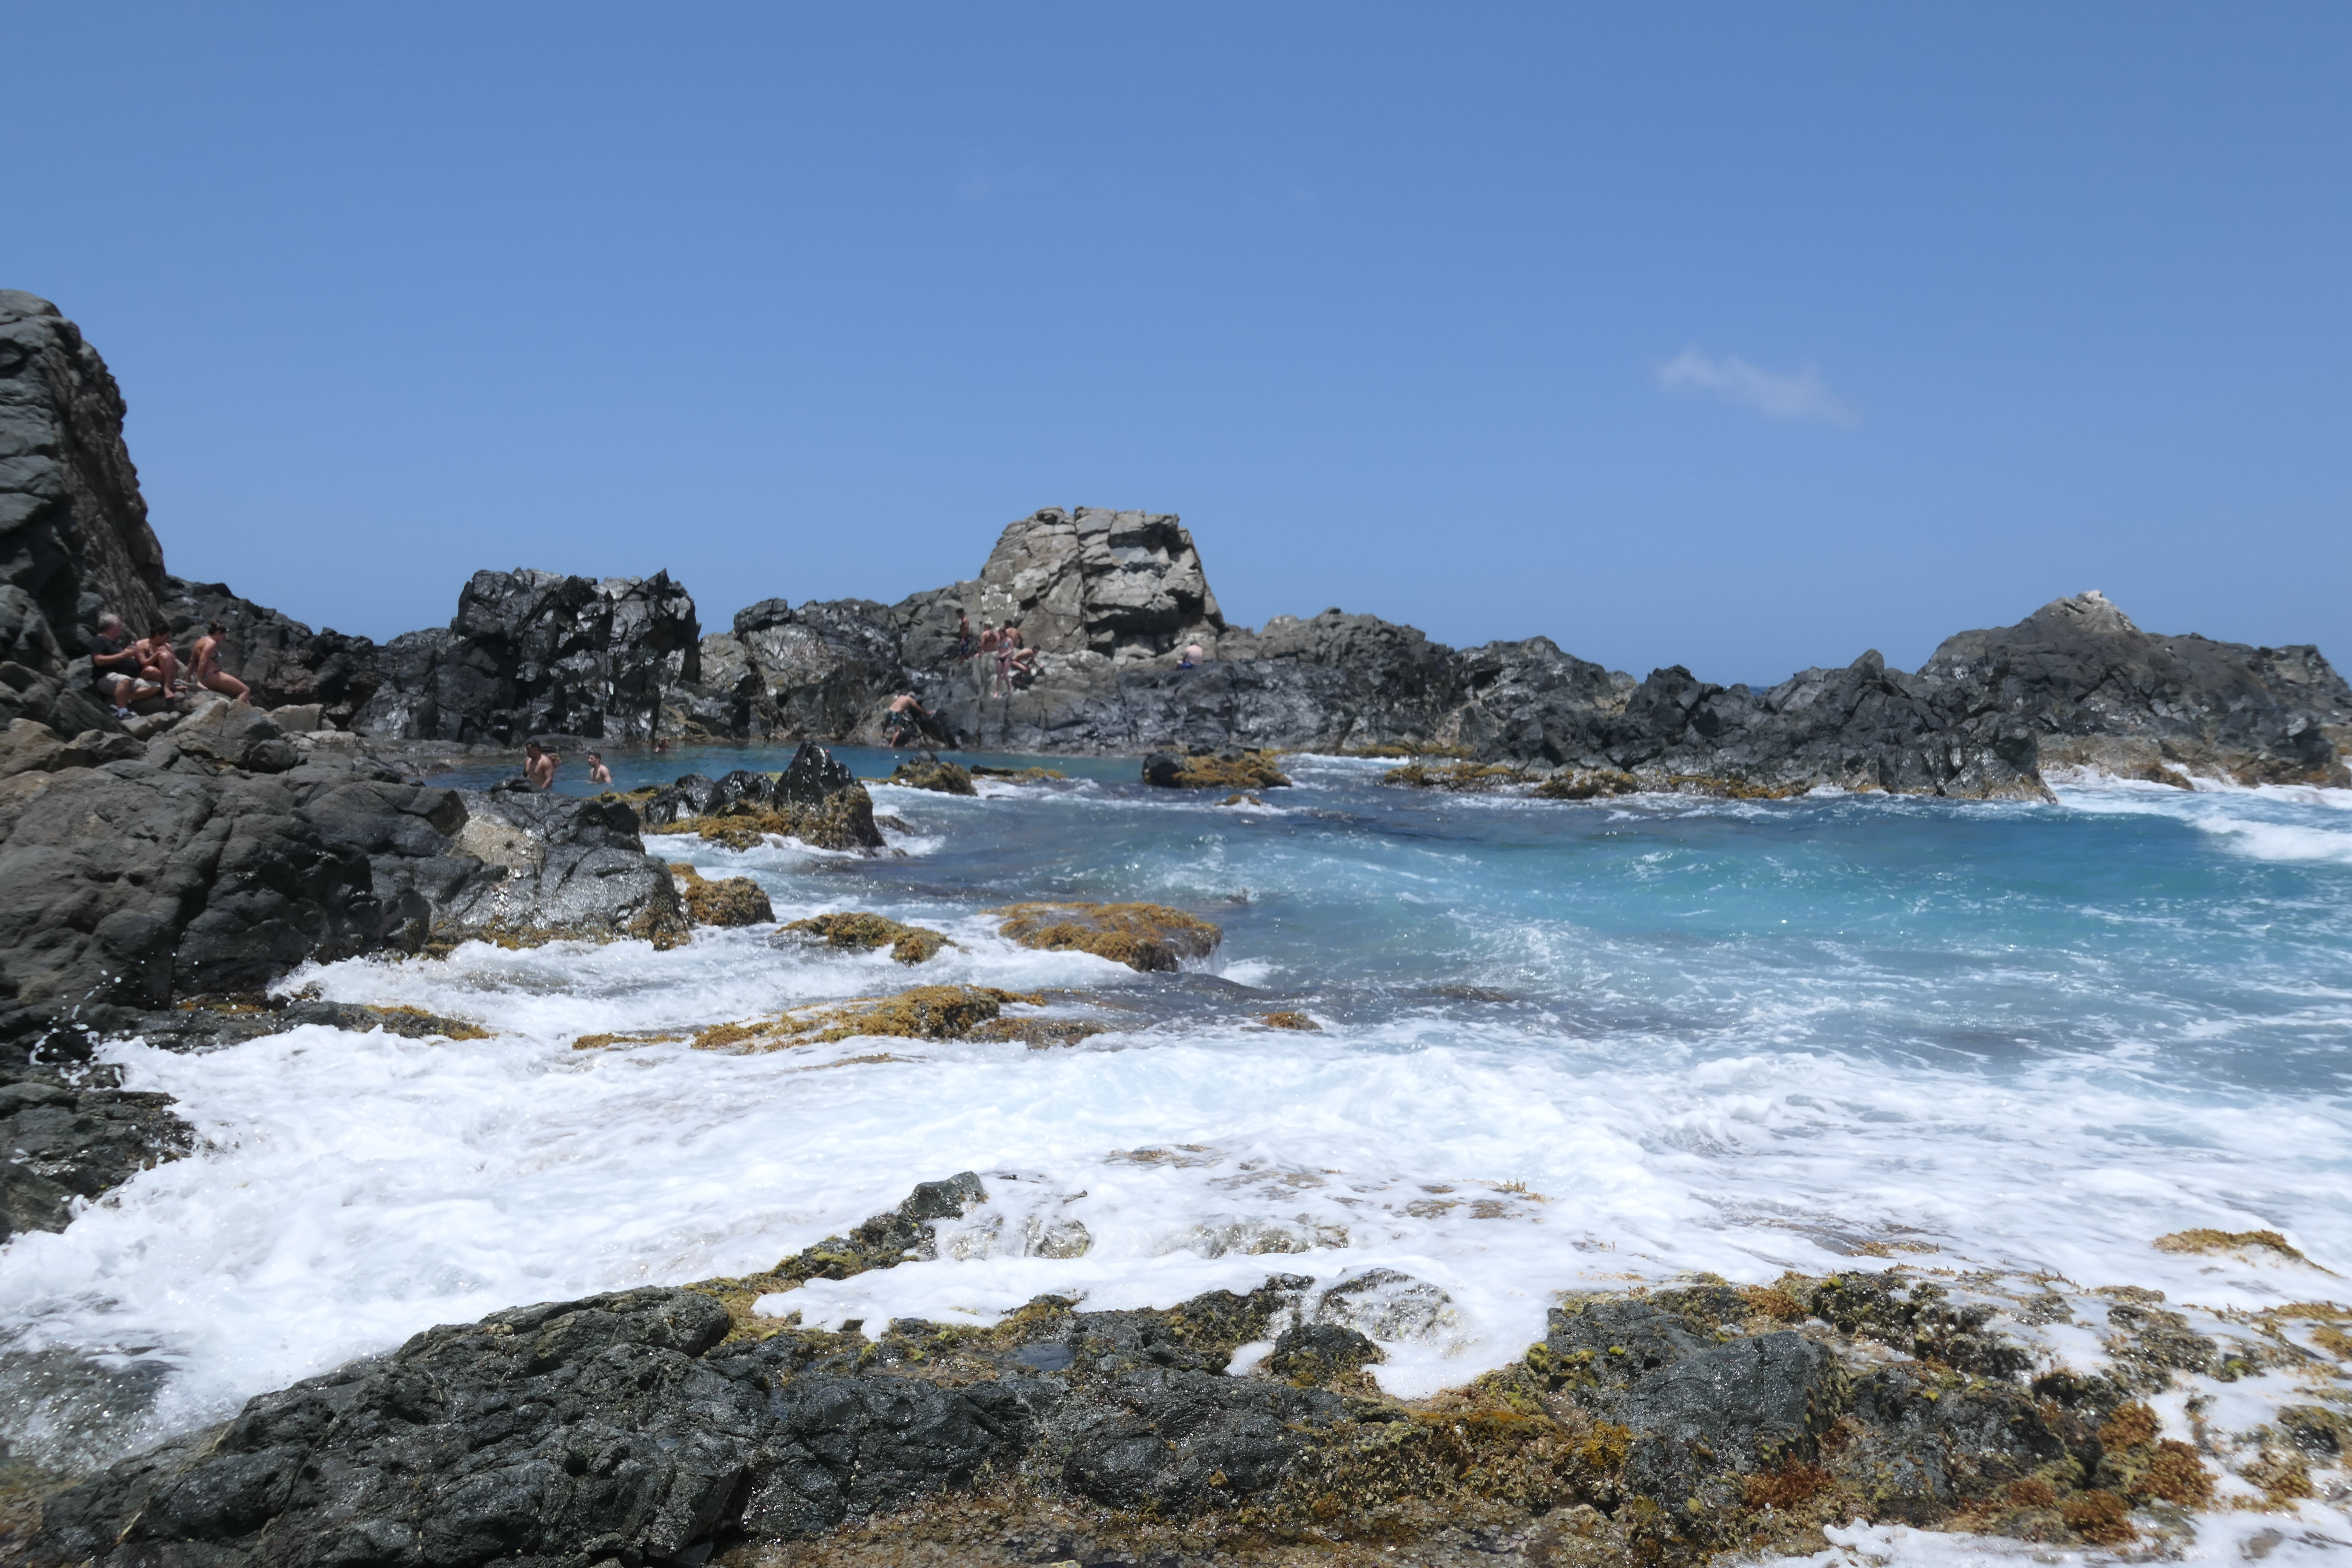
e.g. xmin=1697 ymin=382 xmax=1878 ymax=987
xmin=27 ymin=1177 xmax=2247 ymax=1568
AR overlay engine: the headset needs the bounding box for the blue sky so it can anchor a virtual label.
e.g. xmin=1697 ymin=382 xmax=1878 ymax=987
xmin=4 ymin=4 xmax=2346 ymax=682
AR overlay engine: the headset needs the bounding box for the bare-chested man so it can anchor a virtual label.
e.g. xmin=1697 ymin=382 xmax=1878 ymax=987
xmin=884 ymin=692 xmax=931 ymax=747
xmin=586 ymin=751 xmax=612 ymax=784
xmin=190 ymin=620 xmax=251 ymax=702
xmin=524 ymin=741 xmax=557 ymax=790
xmin=135 ymin=624 xmax=183 ymax=695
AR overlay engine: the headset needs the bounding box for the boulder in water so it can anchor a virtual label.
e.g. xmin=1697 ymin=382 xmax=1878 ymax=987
xmin=989 ymin=901 xmax=1222 ymax=972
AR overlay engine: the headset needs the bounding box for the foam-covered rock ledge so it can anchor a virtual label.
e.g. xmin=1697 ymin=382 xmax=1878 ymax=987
xmin=0 ymin=746 xmax=690 ymax=1057
xmin=35 ymin=1176 xmax=2318 ymax=1568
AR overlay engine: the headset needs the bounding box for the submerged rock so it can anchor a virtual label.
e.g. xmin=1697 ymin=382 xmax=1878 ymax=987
xmin=989 ymin=901 xmax=1222 ymax=972
xmin=888 ymin=754 xmax=977 ymax=794
xmin=777 ymin=912 xmax=952 ymax=964
xmin=1140 ymin=748 xmax=1292 ymax=790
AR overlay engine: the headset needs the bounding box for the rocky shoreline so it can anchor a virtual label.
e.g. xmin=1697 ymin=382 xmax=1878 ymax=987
xmin=19 ymin=1174 xmax=2348 ymax=1568
xmin=7 ymin=294 xmax=2352 ymax=1563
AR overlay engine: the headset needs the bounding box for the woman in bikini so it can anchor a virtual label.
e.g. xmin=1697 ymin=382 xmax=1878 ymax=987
xmin=190 ymin=621 xmax=251 ymax=702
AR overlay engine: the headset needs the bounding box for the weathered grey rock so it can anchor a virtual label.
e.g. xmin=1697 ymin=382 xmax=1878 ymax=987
xmin=0 ymin=293 xmax=166 ymax=716
xmin=0 ymin=753 xmax=685 ymax=1057
xmin=154 ymin=577 xmax=383 ymax=726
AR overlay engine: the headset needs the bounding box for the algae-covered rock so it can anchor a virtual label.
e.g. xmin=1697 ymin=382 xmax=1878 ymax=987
xmin=971 ymin=764 xmax=1068 ymax=782
xmin=686 ymin=985 xmax=1044 ymax=1052
xmin=989 ymin=901 xmax=1222 ymax=972
xmin=778 ymin=912 xmax=952 ymax=964
xmin=1262 ymin=1011 xmax=1319 ymax=1031
xmin=1533 ymin=767 xmax=1641 ymax=800
xmin=647 ymin=782 xmax=884 ymax=851
xmin=668 ymin=862 xmax=775 ymax=927
xmin=888 ymin=756 xmax=977 ymax=794
xmin=1139 ymin=748 xmax=1292 ymax=790
xmin=1380 ymin=760 xmax=1536 ymax=791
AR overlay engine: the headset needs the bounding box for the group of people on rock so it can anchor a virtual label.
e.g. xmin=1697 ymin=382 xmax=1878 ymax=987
xmin=956 ymin=610 xmax=1037 ymax=699
xmin=89 ymin=614 xmax=249 ymax=717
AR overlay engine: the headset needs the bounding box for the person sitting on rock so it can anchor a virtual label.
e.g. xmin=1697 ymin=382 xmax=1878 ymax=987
xmin=996 ymin=624 xmax=1023 ymax=698
xmin=884 ymin=692 xmax=931 ymax=747
xmin=135 ymin=623 xmax=184 ymax=695
xmin=190 ymin=620 xmax=251 ymax=703
xmin=1008 ymin=641 xmax=1039 ymax=687
xmin=974 ymin=622 xmax=999 ymax=698
xmin=524 ymin=741 xmax=557 ymax=790
xmin=89 ymin=614 xmax=161 ymax=716
xmin=586 ymin=751 xmax=612 ymax=784
xmin=1178 ymin=641 xmax=1204 ymax=670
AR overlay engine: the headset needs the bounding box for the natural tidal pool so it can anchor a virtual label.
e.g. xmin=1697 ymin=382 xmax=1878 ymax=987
xmin=6 ymin=751 xmax=2351 ymax=1558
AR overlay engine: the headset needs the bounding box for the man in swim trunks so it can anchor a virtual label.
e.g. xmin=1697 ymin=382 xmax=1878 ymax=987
xmin=190 ymin=620 xmax=251 ymax=702
xmin=89 ymin=615 xmax=160 ymax=715
xmin=586 ymin=751 xmax=612 ymax=784
xmin=524 ymin=741 xmax=557 ymax=790
xmin=884 ymin=692 xmax=931 ymax=747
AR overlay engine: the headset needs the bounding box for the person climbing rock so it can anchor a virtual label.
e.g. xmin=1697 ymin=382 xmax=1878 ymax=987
xmin=884 ymin=692 xmax=932 ymax=747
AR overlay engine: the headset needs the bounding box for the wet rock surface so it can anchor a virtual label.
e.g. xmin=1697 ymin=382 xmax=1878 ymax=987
xmin=24 ymin=1179 xmax=2248 ymax=1568
xmin=0 ymin=1073 xmax=191 ymax=1242
xmin=632 ymin=745 xmax=885 ymax=853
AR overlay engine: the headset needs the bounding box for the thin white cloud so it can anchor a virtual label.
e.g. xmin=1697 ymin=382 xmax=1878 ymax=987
xmin=1655 ymin=346 xmax=1859 ymax=426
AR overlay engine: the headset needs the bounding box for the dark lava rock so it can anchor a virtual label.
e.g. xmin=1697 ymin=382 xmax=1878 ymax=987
xmin=1261 ymin=1321 xmax=1384 ymax=1385
xmin=1616 ymin=1332 xmax=1842 ymax=1518
xmin=0 ymin=751 xmax=685 ymax=1054
xmin=353 ymin=568 xmax=702 ymax=746
xmin=777 ymin=740 xmax=854 ymax=806
xmin=0 ymin=293 xmax=165 ymax=740
xmin=22 ymin=1161 xmax=2195 ymax=1568
xmin=0 ymin=1075 xmax=192 ymax=1241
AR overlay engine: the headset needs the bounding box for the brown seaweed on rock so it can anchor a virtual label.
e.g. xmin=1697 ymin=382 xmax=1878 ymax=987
xmin=886 ymin=757 xmax=977 ymax=795
xmin=1140 ymin=748 xmax=1292 ymax=790
xmin=667 ymin=863 xmax=775 ymax=927
xmin=988 ymin=901 xmax=1222 ymax=971
xmin=780 ymin=912 xmax=953 ymax=965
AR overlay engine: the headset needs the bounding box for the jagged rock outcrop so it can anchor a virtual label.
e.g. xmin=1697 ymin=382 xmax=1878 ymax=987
xmin=355 ymin=569 xmax=701 ymax=745
xmin=0 ymin=292 xmax=168 ymax=737
xmin=1917 ymin=590 xmax=2352 ymax=787
xmin=0 ymin=741 xmax=687 ymax=1056
xmin=154 ymin=578 xmax=383 ymax=727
